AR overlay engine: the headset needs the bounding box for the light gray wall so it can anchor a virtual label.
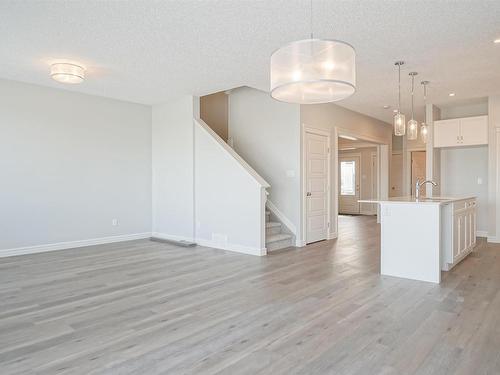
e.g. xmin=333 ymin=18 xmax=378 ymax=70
xmin=0 ymin=79 xmax=152 ymax=250
xmin=229 ymin=87 xmax=301 ymax=235
xmin=440 ymin=101 xmax=488 ymax=120
xmin=440 ymin=146 xmax=489 ymax=233
xmin=152 ymin=96 xmax=195 ymax=240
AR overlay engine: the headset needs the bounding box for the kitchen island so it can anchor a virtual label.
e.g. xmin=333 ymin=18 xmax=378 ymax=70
xmin=360 ymin=196 xmax=477 ymax=283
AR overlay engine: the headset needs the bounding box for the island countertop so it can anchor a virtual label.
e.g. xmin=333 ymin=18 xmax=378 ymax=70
xmin=359 ymin=196 xmax=477 ymax=205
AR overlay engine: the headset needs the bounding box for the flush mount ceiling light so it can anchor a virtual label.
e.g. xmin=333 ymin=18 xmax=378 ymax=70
xmin=393 ymin=61 xmax=406 ymax=136
xmin=270 ymin=0 xmax=356 ymax=104
xmin=494 ymin=38 xmax=500 ymax=44
xmin=449 ymin=92 xmax=455 ymax=97
xmin=407 ymin=72 xmax=418 ymax=140
xmin=50 ymin=63 xmax=85 ymax=84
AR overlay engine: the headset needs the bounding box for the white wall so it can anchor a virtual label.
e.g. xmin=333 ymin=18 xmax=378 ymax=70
xmin=152 ymin=96 xmax=195 ymax=241
xmin=488 ymin=95 xmax=500 ymax=240
xmin=194 ymin=119 xmax=268 ymax=254
xmin=0 ymin=79 xmax=152 ymax=252
xmin=229 ymin=87 xmax=301 ymax=235
xmin=440 ymin=101 xmax=488 ymax=120
xmin=440 ymin=147 xmax=489 ymax=233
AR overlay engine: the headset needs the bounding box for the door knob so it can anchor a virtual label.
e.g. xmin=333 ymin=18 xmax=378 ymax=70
xmin=306 ymin=192 xmax=312 ymax=196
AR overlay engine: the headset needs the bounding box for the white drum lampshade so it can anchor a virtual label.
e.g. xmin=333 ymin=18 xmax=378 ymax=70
xmin=50 ymin=63 xmax=85 ymax=84
xmin=270 ymin=39 xmax=356 ymax=104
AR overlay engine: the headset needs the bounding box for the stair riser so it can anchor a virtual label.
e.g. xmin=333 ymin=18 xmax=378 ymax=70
xmin=266 ymin=226 xmax=282 ymax=236
xmin=266 ymin=238 xmax=294 ymax=252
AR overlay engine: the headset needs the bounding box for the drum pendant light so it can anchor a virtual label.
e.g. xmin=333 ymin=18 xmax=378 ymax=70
xmin=270 ymin=0 xmax=356 ymax=104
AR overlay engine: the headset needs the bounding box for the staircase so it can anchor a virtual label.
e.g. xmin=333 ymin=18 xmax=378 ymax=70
xmin=265 ymin=210 xmax=294 ymax=252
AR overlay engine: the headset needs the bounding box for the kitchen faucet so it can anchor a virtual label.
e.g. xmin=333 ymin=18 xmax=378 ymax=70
xmin=415 ymin=178 xmax=438 ymax=200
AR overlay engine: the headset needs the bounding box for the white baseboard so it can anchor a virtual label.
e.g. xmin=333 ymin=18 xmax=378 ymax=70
xmin=195 ymin=238 xmax=266 ymax=256
xmin=151 ymin=232 xmax=195 ymax=243
xmin=476 ymin=230 xmax=488 ymax=238
xmin=488 ymin=236 xmax=499 ymax=243
xmin=266 ymin=200 xmax=296 ymax=235
xmin=0 ymin=232 xmax=152 ymax=258
xmin=329 ymin=231 xmax=338 ymax=239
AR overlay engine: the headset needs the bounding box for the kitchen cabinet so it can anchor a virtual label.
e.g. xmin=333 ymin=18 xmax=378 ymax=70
xmin=443 ymin=198 xmax=477 ymax=270
xmin=434 ymin=115 xmax=488 ymax=148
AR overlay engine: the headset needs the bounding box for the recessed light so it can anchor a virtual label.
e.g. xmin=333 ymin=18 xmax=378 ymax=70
xmin=393 ymin=109 xmax=398 ymax=113
xmin=383 ymin=105 xmax=390 ymax=109
xmin=449 ymin=92 xmax=455 ymax=97
xmin=50 ymin=63 xmax=85 ymax=84
xmin=494 ymin=39 xmax=500 ymax=44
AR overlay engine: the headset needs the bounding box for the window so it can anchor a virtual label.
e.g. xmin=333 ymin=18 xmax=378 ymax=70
xmin=340 ymin=161 xmax=356 ymax=195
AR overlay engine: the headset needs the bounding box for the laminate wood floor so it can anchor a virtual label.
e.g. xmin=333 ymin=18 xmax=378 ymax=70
xmin=1 ymin=215 xmax=499 ymax=374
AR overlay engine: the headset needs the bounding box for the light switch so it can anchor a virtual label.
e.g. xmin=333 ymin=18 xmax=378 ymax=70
xmin=477 ymin=177 xmax=483 ymax=185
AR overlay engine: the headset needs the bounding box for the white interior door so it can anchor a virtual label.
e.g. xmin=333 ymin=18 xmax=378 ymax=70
xmin=305 ymin=131 xmax=329 ymax=244
xmin=339 ymin=156 xmax=360 ymax=214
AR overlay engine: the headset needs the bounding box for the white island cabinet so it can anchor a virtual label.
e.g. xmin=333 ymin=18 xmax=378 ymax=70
xmin=359 ymin=196 xmax=477 ymax=284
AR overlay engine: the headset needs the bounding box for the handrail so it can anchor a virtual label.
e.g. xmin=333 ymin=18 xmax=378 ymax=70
xmin=194 ymin=118 xmax=270 ymax=188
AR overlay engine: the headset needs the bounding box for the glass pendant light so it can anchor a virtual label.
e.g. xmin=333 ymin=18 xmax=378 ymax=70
xmin=420 ymin=81 xmax=430 ymax=143
xmin=394 ymin=61 xmax=405 ymax=136
xmin=407 ymin=72 xmax=418 ymax=140
xmin=270 ymin=0 xmax=356 ymax=104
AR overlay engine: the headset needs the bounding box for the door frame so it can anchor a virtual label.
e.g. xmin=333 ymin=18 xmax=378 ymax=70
xmin=301 ymin=126 xmax=331 ymax=245
xmin=370 ymin=151 xmax=378 ymax=215
xmin=338 ymin=152 xmax=362 ymax=215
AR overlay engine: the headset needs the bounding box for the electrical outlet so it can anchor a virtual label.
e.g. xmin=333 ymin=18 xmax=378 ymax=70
xmin=112 ymin=219 xmax=118 ymax=226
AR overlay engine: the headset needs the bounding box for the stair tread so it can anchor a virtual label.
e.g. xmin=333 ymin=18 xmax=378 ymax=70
xmin=266 ymin=233 xmax=293 ymax=243
xmin=266 ymin=222 xmax=281 ymax=228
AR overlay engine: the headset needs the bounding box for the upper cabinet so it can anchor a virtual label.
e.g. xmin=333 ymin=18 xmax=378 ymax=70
xmin=434 ymin=115 xmax=488 ymax=148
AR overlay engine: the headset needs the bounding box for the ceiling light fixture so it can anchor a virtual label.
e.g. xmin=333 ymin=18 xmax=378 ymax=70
xmin=270 ymin=0 xmax=356 ymax=104
xmin=50 ymin=63 xmax=85 ymax=84
xmin=394 ymin=61 xmax=405 ymax=136
xmin=383 ymin=105 xmax=390 ymax=109
xmin=420 ymin=81 xmax=430 ymax=144
xmin=407 ymin=72 xmax=418 ymax=140
xmin=449 ymin=92 xmax=455 ymax=97
xmin=494 ymin=39 xmax=500 ymax=44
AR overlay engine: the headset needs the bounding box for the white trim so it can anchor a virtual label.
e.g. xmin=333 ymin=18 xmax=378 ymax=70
xmin=151 ymin=232 xmax=195 ymax=243
xmin=195 ymin=238 xmax=266 ymax=256
xmin=487 ymin=236 xmax=499 ymax=243
xmin=0 ymin=232 xmax=152 ymax=258
xmin=267 ymin=199 xmax=297 ymax=235
xmin=301 ymin=125 xmax=332 ymax=245
xmin=476 ymin=230 xmax=488 ymax=238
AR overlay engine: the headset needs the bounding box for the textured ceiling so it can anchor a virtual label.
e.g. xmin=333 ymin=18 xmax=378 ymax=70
xmin=1 ymin=0 xmax=499 ymax=123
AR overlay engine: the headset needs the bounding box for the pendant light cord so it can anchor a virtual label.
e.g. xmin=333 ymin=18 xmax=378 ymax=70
xmin=310 ymin=0 xmax=313 ymax=39
xmin=398 ymin=63 xmax=401 ymax=113
xmin=411 ymin=74 xmax=414 ymax=120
